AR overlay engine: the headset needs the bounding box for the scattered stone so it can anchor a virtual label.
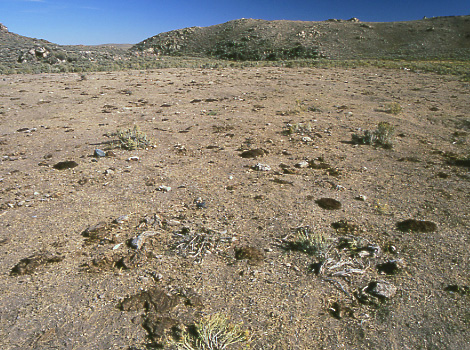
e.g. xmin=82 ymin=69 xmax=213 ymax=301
xmin=355 ymin=195 xmax=367 ymax=201
xmin=357 ymin=244 xmax=381 ymax=258
xmin=234 ymin=246 xmax=265 ymax=265
xmin=365 ymin=281 xmax=397 ymax=299
xmin=240 ymin=148 xmax=268 ymax=158
xmin=295 ymin=160 xmax=309 ymax=168
xmin=127 ymin=156 xmax=139 ymax=162
xmin=17 ymin=127 xmax=36 ymax=133
xmin=113 ymin=215 xmax=129 ymax=224
xmin=105 ymin=150 xmax=116 ymax=157
xmin=302 ymin=136 xmax=313 ymax=143
xmin=252 ymin=163 xmax=271 ymax=171
xmin=316 ymin=198 xmax=342 ymax=210
xmin=53 ymin=160 xmax=78 ymax=170
xmin=194 ymin=197 xmax=207 ymax=209
xmin=397 ymin=219 xmax=437 ymax=232
xmin=129 ymin=231 xmax=157 ymax=250
xmin=157 ymin=185 xmax=171 ymax=192
xmin=93 ymin=149 xmax=106 ymax=157
xmin=10 ymin=253 xmax=64 ymax=276
xmin=377 ymin=259 xmax=404 ymax=274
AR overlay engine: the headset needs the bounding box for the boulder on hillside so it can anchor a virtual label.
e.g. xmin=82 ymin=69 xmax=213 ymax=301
xmin=0 ymin=23 xmax=8 ymax=32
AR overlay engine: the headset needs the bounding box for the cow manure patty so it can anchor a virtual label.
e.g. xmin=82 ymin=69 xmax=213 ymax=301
xmin=234 ymin=246 xmax=265 ymax=265
xmin=239 ymin=148 xmax=268 ymax=158
xmin=53 ymin=160 xmax=78 ymax=170
xmin=119 ymin=287 xmax=179 ymax=313
xmin=316 ymin=198 xmax=342 ymax=210
xmin=10 ymin=252 xmax=64 ymax=275
xmin=396 ymin=219 xmax=437 ymax=232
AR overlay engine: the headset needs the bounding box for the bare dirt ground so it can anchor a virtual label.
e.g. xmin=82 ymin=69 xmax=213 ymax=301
xmin=0 ymin=66 xmax=469 ymax=349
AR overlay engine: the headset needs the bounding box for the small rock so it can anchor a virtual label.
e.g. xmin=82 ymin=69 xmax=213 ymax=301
xmin=195 ymin=197 xmax=206 ymax=209
xmin=358 ymin=244 xmax=381 ymax=257
xmin=366 ymin=281 xmax=397 ymax=299
xmin=252 ymin=163 xmax=271 ymax=171
xmin=157 ymin=185 xmax=171 ymax=192
xmin=113 ymin=215 xmax=129 ymax=224
xmin=355 ymin=195 xmax=367 ymax=201
xmin=94 ymin=149 xmax=106 ymax=158
xmin=129 ymin=231 xmax=157 ymax=250
xmin=127 ymin=156 xmax=139 ymax=162
xmin=105 ymin=150 xmax=116 ymax=157
xmin=113 ymin=243 xmax=123 ymax=250
xmin=295 ymin=161 xmax=309 ymax=168
xmin=302 ymin=136 xmax=313 ymax=143
xmin=104 ymin=169 xmax=115 ymax=175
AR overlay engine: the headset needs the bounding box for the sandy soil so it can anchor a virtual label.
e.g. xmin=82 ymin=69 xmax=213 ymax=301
xmin=0 ymin=67 xmax=469 ymax=349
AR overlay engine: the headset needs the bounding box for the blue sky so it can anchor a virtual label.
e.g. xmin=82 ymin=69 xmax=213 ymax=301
xmin=1 ymin=0 xmax=469 ymax=45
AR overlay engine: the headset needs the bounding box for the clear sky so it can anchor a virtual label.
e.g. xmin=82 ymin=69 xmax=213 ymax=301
xmin=1 ymin=0 xmax=469 ymax=45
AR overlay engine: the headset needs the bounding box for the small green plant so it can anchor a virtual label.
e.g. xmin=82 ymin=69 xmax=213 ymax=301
xmin=352 ymin=122 xmax=395 ymax=149
xmin=284 ymin=122 xmax=313 ymax=135
xmin=385 ymin=102 xmax=403 ymax=115
xmin=112 ymin=125 xmax=152 ymax=150
xmin=173 ymin=313 xmax=249 ymax=350
xmin=374 ymin=201 xmax=390 ymax=215
xmin=285 ymin=226 xmax=329 ymax=257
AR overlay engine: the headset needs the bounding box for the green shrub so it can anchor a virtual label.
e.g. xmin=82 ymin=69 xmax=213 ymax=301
xmin=352 ymin=122 xmax=395 ymax=149
xmin=112 ymin=125 xmax=152 ymax=150
xmin=385 ymin=102 xmax=403 ymax=115
xmin=285 ymin=226 xmax=329 ymax=257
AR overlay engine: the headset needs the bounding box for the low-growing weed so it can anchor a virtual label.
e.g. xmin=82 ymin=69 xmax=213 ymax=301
xmin=173 ymin=313 xmax=249 ymax=350
xmin=284 ymin=226 xmax=330 ymax=257
xmin=352 ymin=122 xmax=395 ymax=149
xmin=111 ymin=125 xmax=152 ymax=150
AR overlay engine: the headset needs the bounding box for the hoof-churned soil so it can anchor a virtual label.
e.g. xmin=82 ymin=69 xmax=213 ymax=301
xmin=0 ymin=67 xmax=469 ymax=349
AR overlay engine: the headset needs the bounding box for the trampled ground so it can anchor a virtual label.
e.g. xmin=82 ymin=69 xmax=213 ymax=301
xmin=0 ymin=66 xmax=469 ymax=349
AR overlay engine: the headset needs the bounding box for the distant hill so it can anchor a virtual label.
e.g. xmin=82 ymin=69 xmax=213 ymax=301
xmin=0 ymin=23 xmax=135 ymax=73
xmin=1 ymin=16 xmax=470 ymax=74
xmin=132 ymin=16 xmax=470 ymax=60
